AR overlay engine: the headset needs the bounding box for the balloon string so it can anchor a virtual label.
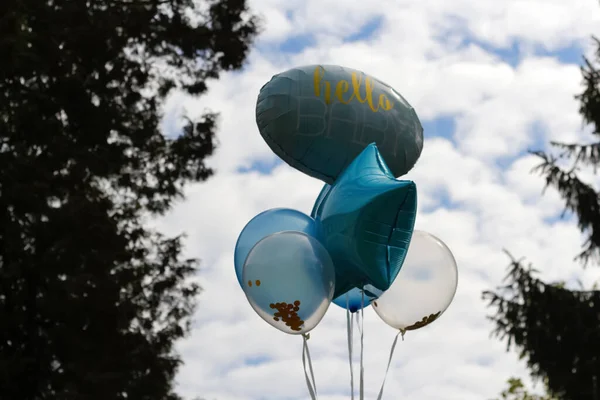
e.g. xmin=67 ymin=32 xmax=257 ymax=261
xmin=355 ymin=308 xmax=362 ymax=335
xmin=359 ymin=289 xmax=365 ymax=400
xmin=302 ymin=333 xmax=318 ymax=400
xmin=346 ymin=295 xmax=355 ymax=400
xmin=376 ymin=330 xmax=405 ymax=400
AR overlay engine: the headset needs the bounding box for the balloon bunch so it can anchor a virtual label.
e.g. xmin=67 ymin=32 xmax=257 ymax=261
xmin=234 ymin=65 xmax=459 ymax=399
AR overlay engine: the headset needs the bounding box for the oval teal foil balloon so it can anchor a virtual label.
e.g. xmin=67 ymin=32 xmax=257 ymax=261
xmin=255 ymin=65 xmax=424 ymax=184
xmin=312 ymin=143 xmax=418 ymax=298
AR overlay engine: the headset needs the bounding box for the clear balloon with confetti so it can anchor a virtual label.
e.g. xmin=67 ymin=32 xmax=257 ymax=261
xmin=242 ymin=231 xmax=336 ymax=335
xmin=373 ymin=230 xmax=458 ymax=332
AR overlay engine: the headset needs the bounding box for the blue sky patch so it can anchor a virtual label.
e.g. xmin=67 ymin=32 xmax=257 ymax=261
xmin=420 ymin=188 xmax=456 ymax=213
xmin=237 ymin=157 xmax=283 ymax=175
xmin=244 ymin=355 xmax=272 ymax=366
xmin=533 ymin=43 xmax=584 ymax=65
xmin=344 ymin=15 xmax=383 ymax=43
xmin=457 ymin=37 xmax=584 ymax=68
xmin=422 ymin=115 xmax=456 ymax=140
xmin=279 ymin=33 xmax=317 ymax=53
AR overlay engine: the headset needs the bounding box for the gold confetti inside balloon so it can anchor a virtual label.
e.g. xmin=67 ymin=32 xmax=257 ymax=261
xmin=243 ymin=231 xmax=336 ymax=335
xmin=373 ymin=230 xmax=458 ymax=332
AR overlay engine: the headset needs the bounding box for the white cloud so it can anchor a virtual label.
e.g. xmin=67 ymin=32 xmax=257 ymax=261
xmin=454 ymin=58 xmax=584 ymax=159
xmin=153 ymin=0 xmax=600 ymax=399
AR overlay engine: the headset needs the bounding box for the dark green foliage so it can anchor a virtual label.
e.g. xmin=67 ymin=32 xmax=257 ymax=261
xmin=0 ymin=0 xmax=259 ymax=399
xmin=492 ymin=377 xmax=556 ymax=400
xmin=484 ymin=37 xmax=600 ymax=400
xmin=484 ymin=254 xmax=600 ymax=399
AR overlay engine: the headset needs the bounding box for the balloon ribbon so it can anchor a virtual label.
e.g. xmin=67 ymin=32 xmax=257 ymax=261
xmin=345 ymin=290 xmax=366 ymax=399
xmin=346 ymin=295 xmax=355 ymax=400
xmin=302 ymin=333 xmax=318 ymax=400
xmin=359 ymin=289 xmax=365 ymax=400
xmin=376 ymin=330 xmax=405 ymax=399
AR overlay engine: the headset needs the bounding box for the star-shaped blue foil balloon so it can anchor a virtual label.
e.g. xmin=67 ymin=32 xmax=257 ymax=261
xmin=311 ymin=143 xmax=417 ymax=299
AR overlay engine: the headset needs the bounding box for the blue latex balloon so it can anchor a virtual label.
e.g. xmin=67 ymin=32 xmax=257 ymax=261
xmin=234 ymin=208 xmax=317 ymax=288
xmin=332 ymin=287 xmax=373 ymax=313
xmin=242 ymin=231 xmax=335 ymax=335
xmin=313 ymin=143 xmax=418 ymax=298
xmin=256 ymin=64 xmax=424 ymax=184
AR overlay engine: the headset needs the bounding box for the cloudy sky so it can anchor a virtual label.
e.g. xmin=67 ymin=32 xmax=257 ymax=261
xmin=153 ymin=0 xmax=600 ymax=399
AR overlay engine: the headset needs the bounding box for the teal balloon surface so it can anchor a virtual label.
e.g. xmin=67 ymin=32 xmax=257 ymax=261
xmin=312 ymin=189 xmax=375 ymax=312
xmin=234 ymin=208 xmax=317 ymax=289
xmin=242 ymin=231 xmax=335 ymax=335
xmin=256 ymin=64 xmax=424 ymax=184
xmin=312 ymin=143 xmax=417 ymax=299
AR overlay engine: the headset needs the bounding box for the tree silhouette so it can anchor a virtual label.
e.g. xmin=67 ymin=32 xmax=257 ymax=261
xmin=484 ymin=38 xmax=600 ymax=400
xmin=0 ymin=0 xmax=259 ymax=399
xmin=492 ymin=377 xmax=556 ymax=400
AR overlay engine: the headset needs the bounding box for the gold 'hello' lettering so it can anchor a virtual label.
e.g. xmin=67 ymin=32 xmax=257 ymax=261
xmin=313 ymin=66 xmax=332 ymax=105
xmin=312 ymin=66 xmax=394 ymax=112
xmin=350 ymin=72 xmax=367 ymax=104
xmin=335 ymin=80 xmax=351 ymax=104
xmin=378 ymin=93 xmax=393 ymax=111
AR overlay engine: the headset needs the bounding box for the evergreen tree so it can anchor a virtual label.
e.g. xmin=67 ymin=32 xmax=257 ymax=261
xmin=484 ymin=38 xmax=600 ymax=400
xmin=0 ymin=1 xmax=259 ymax=399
